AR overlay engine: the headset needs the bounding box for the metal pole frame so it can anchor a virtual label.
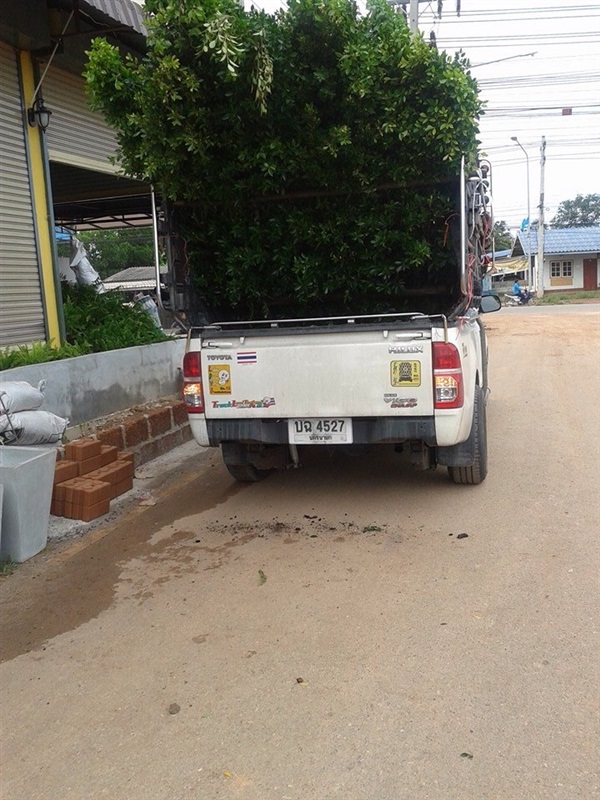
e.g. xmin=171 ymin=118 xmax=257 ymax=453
xmin=150 ymin=185 xmax=164 ymax=310
xmin=511 ymin=136 xmax=531 ymax=288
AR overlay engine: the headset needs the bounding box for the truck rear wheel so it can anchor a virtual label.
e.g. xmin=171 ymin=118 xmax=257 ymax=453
xmin=221 ymin=442 xmax=273 ymax=483
xmin=448 ymin=385 xmax=488 ymax=485
xmin=224 ymin=462 xmax=272 ymax=483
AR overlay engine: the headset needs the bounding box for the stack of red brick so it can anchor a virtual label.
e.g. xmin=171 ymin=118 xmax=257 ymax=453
xmin=51 ymin=438 xmax=135 ymax=522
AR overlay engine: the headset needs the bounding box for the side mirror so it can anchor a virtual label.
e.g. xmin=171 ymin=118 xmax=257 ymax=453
xmin=480 ymin=293 xmax=502 ymax=314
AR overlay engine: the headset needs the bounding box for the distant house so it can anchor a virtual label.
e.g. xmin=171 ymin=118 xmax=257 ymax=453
xmin=104 ymin=266 xmax=167 ymax=297
xmin=485 ymin=248 xmax=529 ymax=290
xmin=513 ymin=228 xmax=600 ymax=293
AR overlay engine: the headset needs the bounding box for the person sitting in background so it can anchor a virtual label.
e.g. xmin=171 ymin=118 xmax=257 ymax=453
xmin=512 ymin=278 xmax=526 ymax=302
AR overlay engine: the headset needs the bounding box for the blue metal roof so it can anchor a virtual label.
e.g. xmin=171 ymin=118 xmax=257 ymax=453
xmin=515 ymin=227 xmax=600 ymax=256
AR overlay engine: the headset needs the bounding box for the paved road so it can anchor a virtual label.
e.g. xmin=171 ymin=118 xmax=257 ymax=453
xmin=1 ymin=309 xmax=599 ymax=800
xmin=499 ymin=301 xmax=600 ymax=315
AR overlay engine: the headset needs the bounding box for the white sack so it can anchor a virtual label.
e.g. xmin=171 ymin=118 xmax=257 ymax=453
xmin=135 ymin=293 xmax=162 ymax=329
xmin=70 ymin=236 xmax=105 ymax=292
xmin=0 ymin=410 xmax=69 ymax=445
xmin=0 ymin=380 xmax=46 ymax=415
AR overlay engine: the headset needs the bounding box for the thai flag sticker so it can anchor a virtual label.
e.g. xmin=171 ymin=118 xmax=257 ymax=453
xmin=237 ymin=351 xmax=257 ymax=365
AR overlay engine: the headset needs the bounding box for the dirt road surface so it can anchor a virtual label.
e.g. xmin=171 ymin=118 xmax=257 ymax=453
xmin=1 ymin=308 xmax=599 ymax=800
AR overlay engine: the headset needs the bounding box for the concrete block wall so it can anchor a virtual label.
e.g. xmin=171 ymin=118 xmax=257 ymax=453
xmin=90 ymin=399 xmax=193 ymax=467
xmin=1 ymin=338 xmax=187 ymax=425
xmin=1 ymin=341 xmax=195 ymax=468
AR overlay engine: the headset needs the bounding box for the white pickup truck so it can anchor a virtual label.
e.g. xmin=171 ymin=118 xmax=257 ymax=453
xmin=183 ymin=297 xmax=500 ymax=484
xmin=181 ymin=161 xmax=501 ymax=484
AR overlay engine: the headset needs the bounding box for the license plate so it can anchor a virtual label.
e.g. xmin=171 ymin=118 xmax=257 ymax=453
xmin=288 ymin=418 xmax=353 ymax=445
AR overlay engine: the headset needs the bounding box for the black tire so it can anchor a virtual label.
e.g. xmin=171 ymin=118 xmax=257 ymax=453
xmin=448 ymin=385 xmax=488 ymax=485
xmin=224 ymin=462 xmax=272 ymax=482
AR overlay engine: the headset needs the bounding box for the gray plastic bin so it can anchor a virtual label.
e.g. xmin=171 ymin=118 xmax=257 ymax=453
xmin=0 ymin=446 xmax=57 ymax=562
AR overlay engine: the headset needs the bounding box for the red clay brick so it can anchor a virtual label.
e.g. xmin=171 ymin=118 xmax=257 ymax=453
xmin=110 ymin=476 xmax=133 ymax=499
xmin=64 ymin=438 xmax=101 ymax=462
xmin=78 ymin=453 xmax=106 ymax=476
xmin=146 ymin=407 xmax=172 ymax=437
xmin=96 ymin=426 xmax=125 ymax=451
xmin=99 ymin=445 xmax=118 ymax=467
xmin=117 ymin=450 xmax=135 ymax=464
xmin=124 ymin=417 xmax=149 ymax=448
xmin=87 ymin=461 xmax=132 ymax=486
xmin=60 ymin=479 xmax=79 ymax=504
xmin=51 ymin=499 xmax=64 ymax=517
xmin=80 ymin=498 xmax=110 ymax=522
xmin=86 ymin=465 xmax=114 ymax=485
xmin=58 ymin=476 xmax=109 ymax=504
xmin=54 ymin=483 xmax=68 ymax=503
xmin=64 ymin=497 xmax=110 ymax=521
xmin=172 ymin=401 xmax=189 ymax=427
xmin=119 ymin=459 xmax=135 ymax=479
xmin=71 ymin=479 xmax=111 ymax=507
xmin=53 ymin=460 xmax=79 ymax=485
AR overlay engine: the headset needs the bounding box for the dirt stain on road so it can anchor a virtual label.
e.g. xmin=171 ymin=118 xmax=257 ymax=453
xmin=0 ymin=462 xmax=243 ymax=663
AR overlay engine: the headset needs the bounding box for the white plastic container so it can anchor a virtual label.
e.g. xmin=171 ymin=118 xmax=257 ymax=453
xmin=0 ymin=446 xmax=57 ymax=562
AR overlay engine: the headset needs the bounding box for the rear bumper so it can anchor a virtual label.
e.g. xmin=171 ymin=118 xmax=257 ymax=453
xmin=204 ymin=417 xmax=437 ymax=447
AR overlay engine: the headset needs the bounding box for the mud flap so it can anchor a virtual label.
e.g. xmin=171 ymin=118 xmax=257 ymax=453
xmin=436 ymin=418 xmax=476 ymax=468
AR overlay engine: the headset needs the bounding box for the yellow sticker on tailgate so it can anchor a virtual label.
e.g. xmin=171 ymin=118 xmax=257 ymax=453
xmin=208 ymin=364 xmax=231 ymax=394
xmin=390 ymin=360 xmax=421 ymax=387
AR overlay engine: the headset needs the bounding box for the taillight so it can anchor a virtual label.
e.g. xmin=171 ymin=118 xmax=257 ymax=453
xmin=183 ymin=352 xmax=201 ymax=378
xmin=182 ymin=352 xmax=204 ymax=413
xmin=432 ymin=342 xmax=464 ymax=409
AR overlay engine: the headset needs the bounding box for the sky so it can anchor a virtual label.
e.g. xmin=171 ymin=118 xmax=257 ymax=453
xmin=133 ymin=0 xmax=600 ymax=230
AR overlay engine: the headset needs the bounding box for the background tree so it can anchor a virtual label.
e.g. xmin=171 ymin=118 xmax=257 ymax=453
xmin=492 ymin=220 xmax=513 ymax=251
xmin=58 ymin=229 xmax=155 ymax=279
xmin=551 ymin=194 xmax=600 ymax=228
xmin=85 ymin=0 xmax=483 ymax=317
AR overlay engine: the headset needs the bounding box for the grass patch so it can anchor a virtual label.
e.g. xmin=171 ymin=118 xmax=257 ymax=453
xmin=0 ymin=560 xmax=17 ymax=577
xmin=0 ymin=341 xmax=88 ymax=370
xmin=536 ymin=290 xmax=600 ymax=304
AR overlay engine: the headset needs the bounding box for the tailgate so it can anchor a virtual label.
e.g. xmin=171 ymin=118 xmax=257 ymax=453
xmin=201 ymin=328 xmax=434 ymax=418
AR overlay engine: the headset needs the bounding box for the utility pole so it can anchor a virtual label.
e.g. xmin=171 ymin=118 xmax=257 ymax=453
xmin=511 ymin=136 xmax=531 ymax=287
xmin=537 ymin=136 xmax=546 ymax=298
xmin=409 ymin=0 xmax=419 ymax=30
xmin=391 ymin=0 xmax=437 ymax=31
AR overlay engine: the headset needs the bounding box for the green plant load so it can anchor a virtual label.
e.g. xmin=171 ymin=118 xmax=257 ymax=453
xmin=85 ymin=0 xmax=482 ymax=318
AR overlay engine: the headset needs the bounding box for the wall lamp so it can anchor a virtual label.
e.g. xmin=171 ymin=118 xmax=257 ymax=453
xmin=27 ymin=96 xmax=52 ymax=132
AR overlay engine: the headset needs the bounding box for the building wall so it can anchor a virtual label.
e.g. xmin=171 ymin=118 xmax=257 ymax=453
xmin=44 ymin=64 xmax=120 ymax=175
xmin=541 ymin=253 xmax=599 ymax=291
xmin=0 ymin=24 xmax=130 ymax=348
xmin=0 ymin=42 xmax=60 ymax=347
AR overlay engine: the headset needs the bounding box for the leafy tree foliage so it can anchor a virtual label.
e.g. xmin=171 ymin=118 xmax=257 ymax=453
xmin=85 ymin=0 xmax=482 ymax=317
xmin=551 ymin=194 xmax=600 ymax=228
xmin=492 ymin=220 xmax=513 ymax=251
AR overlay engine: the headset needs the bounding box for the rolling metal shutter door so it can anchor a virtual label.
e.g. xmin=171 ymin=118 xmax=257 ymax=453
xmin=0 ymin=42 xmax=46 ymax=346
xmin=44 ymin=64 xmax=118 ymax=172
